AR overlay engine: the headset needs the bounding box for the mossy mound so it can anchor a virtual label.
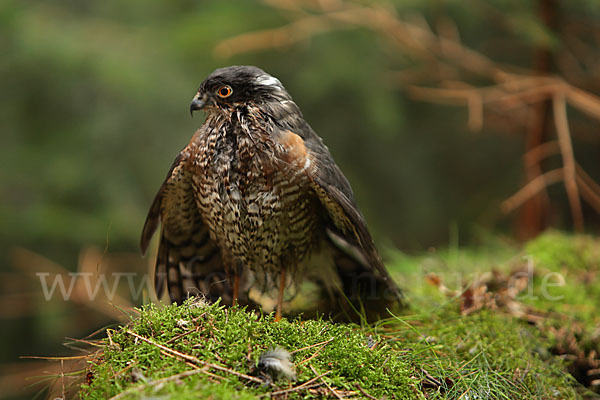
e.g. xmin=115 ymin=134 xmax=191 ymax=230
xmin=80 ymin=231 xmax=599 ymax=398
xmin=82 ymin=300 xmax=417 ymax=399
xmin=83 ymin=302 xmax=579 ymax=399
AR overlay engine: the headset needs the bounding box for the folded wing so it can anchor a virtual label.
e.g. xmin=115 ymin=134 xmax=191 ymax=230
xmin=140 ymin=150 xmax=230 ymax=304
xmin=277 ymin=125 xmax=404 ymax=316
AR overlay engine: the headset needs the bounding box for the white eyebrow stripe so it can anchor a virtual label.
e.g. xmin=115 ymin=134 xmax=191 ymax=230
xmin=256 ymin=75 xmax=282 ymax=88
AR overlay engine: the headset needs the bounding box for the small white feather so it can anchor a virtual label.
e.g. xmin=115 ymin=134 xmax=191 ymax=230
xmin=258 ymin=347 xmax=296 ymax=381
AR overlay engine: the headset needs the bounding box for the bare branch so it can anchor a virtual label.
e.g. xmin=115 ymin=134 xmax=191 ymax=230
xmin=501 ymin=168 xmax=564 ymax=214
xmin=576 ymin=165 xmax=600 ymax=214
xmin=553 ymin=93 xmax=584 ymax=232
xmin=215 ymin=0 xmax=600 ymax=228
xmin=523 ymin=141 xmax=560 ymax=168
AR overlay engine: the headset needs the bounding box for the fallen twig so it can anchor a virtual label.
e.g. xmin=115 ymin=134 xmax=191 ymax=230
xmin=355 ymin=383 xmax=378 ymax=400
xmin=125 ymin=330 xmax=263 ymax=384
xmin=310 ymin=365 xmax=344 ymax=399
xmin=290 ymin=338 xmax=334 ymax=355
xmin=107 ymin=368 xmax=208 ymax=400
xmin=297 ymin=339 xmax=334 ymax=366
xmin=265 ymin=370 xmax=331 ymax=397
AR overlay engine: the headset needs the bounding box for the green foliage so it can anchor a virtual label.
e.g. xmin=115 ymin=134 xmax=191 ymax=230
xmin=520 ymin=232 xmax=600 ymax=371
xmin=524 ymin=230 xmax=600 ymax=272
xmin=519 ymin=231 xmax=600 ymax=322
xmin=84 ymin=300 xmax=417 ymax=399
xmin=84 ymin=294 xmax=582 ymax=399
xmin=390 ymin=308 xmax=579 ymax=399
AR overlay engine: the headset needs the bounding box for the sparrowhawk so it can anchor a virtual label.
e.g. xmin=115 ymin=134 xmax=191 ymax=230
xmin=141 ymin=66 xmax=403 ymax=320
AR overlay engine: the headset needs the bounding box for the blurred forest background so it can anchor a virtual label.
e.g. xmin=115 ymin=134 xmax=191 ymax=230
xmin=1 ymin=0 xmax=600 ymax=398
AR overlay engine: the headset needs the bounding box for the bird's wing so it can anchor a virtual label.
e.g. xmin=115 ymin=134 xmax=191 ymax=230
xmin=140 ymin=148 xmax=230 ymax=304
xmin=275 ymin=126 xmax=404 ymax=311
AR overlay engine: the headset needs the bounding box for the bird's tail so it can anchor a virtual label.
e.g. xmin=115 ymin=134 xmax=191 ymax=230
xmin=323 ymin=231 xmax=405 ymax=322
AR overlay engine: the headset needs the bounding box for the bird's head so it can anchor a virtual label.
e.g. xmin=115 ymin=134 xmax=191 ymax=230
xmin=190 ymin=66 xmax=291 ymax=116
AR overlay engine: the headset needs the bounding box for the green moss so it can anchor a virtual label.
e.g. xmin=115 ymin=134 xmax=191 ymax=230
xmin=82 ymin=231 xmax=596 ymax=399
xmin=390 ymin=307 xmax=579 ymax=399
xmin=82 ymin=300 xmax=416 ymax=399
xmin=83 ymin=302 xmax=581 ymax=399
xmin=520 ymin=231 xmax=600 ymax=324
xmin=524 ymin=230 xmax=600 ymax=272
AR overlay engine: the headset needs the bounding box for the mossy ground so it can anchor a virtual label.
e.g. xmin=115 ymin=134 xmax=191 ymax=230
xmin=81 ymin=231 xmax=599 ymax=399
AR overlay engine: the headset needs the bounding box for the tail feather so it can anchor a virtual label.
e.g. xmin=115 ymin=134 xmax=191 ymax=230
xmin=325 ymin=230 xmax=404 ymax=320
xmin=154 ymin=235 xmax=169 ymax=299
xmin=153 ymin=228 xmax=255 ymax=306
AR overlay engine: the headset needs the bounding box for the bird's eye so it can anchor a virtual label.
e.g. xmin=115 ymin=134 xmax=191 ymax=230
xmin=216 ymin=85 xmax=233 ymax=98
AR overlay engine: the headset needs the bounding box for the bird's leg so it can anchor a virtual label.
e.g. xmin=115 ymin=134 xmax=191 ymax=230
xmin=232 ymin=260 xmax=244 ymax=306
xmin=232 ymin=273 xmax=240 ymax=306
xmin=228 ymin=259 xmax=241 ymax=307
xmin=275 ymin=267 xmax=286 ymax=322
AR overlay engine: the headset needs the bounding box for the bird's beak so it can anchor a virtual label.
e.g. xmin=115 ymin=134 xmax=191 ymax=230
xmin=190 ymin=93 xmax=208 ymax=116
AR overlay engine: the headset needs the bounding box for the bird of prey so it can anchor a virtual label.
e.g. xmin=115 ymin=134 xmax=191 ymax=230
xmin=141 ymin=66 xmax=403 ymax=321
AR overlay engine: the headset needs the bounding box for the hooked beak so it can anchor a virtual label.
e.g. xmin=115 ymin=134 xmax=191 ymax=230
xmin=189 ymin=94 xmax=208 ymax=116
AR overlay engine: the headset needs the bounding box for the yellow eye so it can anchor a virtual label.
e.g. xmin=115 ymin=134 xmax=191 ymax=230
xmin=216 ymin=85 xmax=233 ymax=98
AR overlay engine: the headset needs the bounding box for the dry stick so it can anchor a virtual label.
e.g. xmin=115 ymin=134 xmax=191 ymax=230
xmin=297 ymin=343 xmax=329 ymax=366
xmin=407 ymin=79 xmax=561 ymax=110
xmin=490 ymin=85 xmax=557 ymax=110
xmin=165 ymin=327 xmax=197 ymax=344
xmin=336 ymin=6 xmax=498 ymax=77
xmin=553 ymin=93 xmax=585 ymax=232
xmin=409 ymin=80 xmax=600 ymax=222
xmin=265 ymin=383 xmax=324 ymax=398
xmin=60 ymin=359 xmax=65 ymax=400
xmin=111 ymin=362 xmax=135 ymax=381
xmin=21 ymin=355 xmax=90 ymax=360
xmin=501 ymin=168 xmax=564 ymax=213
xmin=266 ymin=370 xmax=331 ymax=397
xmin=213 ymin=13 xmax=339 ymax=58
xmin=290 ymin=338 xmax=334 ymax=355
xmin=166 ymin=353 xmax=225 ymax=381
xmin=566 ymin=85 xmax=600 ymax=120
xmin=214 ymin=3 xmax=498 ymax=78
xmin=108 ymin=368 xmax=208 ymax=400
xmin=355 ymin=383 xmax=378 ymax=400
xmin=125 ymin=330 xmax=263 ymax=384
xmin=576 ymin=164 xmax=600 ymax=213
xmin=294 ymin=338 xmax=335 ymax=367
xmin=64 ymin=336 xmax=104 ymax=349
xmin=407 ymin=85 xmax=473 ymax=106
xmin=107 ymin=329 xmax=117 ymax=348
xmin=517 ymin=0 xmax=557 ymax=237
xmin=577 ymin=174 xmax=600 ymax=214
xmin=457 ymin=387 xmax=473 ymax=400
xmin=523 ymin=141 xmax=560 ymax=168
xmin=309 ymin=365 xmax=344 ymax=399
xmin=576 ymin=163 xmax=600 ymax=196
xmin=466 ymin=92 xmax=484 ymax=131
